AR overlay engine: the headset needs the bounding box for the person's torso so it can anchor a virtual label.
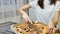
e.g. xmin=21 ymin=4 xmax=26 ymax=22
xmin=31 ymin=0 xmax=58 ymax=24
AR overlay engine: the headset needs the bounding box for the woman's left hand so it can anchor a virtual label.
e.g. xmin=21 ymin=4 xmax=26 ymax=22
xmin=46 ymin=21 xmax=56 ymax=34
xmin=46 ymin=26 xmax=56 ymax=34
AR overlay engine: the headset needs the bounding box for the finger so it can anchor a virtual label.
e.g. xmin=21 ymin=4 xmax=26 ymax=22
xmin=25 ymin=18 xmax=28 ymax=22
xmin=53 ymin=28 xmax=56 ymax=33
xmin=26 ymin=16 xmax=30 ymax=22
xmin=47 ymin=29 xmax=51 ymax=34
xmin=23 ymin=18 xmax=28 ymax=22
xmin=49 ymin=28 xmax=53 ymax=34
xmin=46 ymin=28 xmax=50 ymax=34
xmin=46 ymin=28 xmax=50 ymax=33
xmin=49 ymin=28 xmax=56 ymax=34
xmin=27 ymin=17 xmax=33 ymax=24
xmin=47 ymin=28 xmax=53 ymax=34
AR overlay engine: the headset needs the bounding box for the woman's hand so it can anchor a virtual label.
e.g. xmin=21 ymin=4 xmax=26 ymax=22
xmin=22 ymin=12 xmax=30 ymax=22
xmin=46 ymin=26 xmax=56 ymax=34
xmin=46 ymin=21 xmax=56 ymax=34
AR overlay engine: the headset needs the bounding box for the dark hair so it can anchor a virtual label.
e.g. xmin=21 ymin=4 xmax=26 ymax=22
xmin=38 ymin=0 xmax=57 ymax=9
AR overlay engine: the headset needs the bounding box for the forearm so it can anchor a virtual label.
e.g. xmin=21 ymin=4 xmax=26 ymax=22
xmin=49 ymin=11 xmax=60 ymax=27
xmin=17 ymin=8 xmax=26 ymax=15
xmin=49 ymin=21 xmax=58 ymax=27
xmin=17 ymin=4 xmax=31 ymax=15
xmin=52 ymin=19 xmax=59 ymax=26
xmin=53 ymin=11 xmax=59 ymax=26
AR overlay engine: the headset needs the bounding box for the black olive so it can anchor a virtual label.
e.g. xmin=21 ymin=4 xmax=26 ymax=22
xmin=37 ymin=32 xmax=39 ymax=34
xmin=26 ymin=29 xmax=30 ymax=32
xmin=20 ymin=31 xmax=22 ymax=33
xmin=29 ymin=26 xmax=32 ymax=29
xmin=23 ymin=28 xmax=26 ymax=30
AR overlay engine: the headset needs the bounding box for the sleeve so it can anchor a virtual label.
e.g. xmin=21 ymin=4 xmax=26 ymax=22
xmin=29 ymin=0 xmax=37 ymax=7
xmin=55 ymin=1 xmax=60 ymax=11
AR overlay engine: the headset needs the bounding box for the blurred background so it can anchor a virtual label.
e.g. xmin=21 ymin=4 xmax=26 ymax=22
xmin=0 ymin=0 xmax=29 ymax=23
xmin=0 ymin=0 xmax=60 ymax=34
xmin=0 ymin=0 xmax=29 ymax=34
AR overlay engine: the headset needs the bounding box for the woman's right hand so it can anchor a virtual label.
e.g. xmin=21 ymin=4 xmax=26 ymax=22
xmin=22 ymin=12 xmax=30 ymax=22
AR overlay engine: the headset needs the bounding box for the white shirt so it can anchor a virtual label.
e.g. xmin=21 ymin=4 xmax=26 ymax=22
xmin=29 ymin=0 xmax=60 ymax=24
